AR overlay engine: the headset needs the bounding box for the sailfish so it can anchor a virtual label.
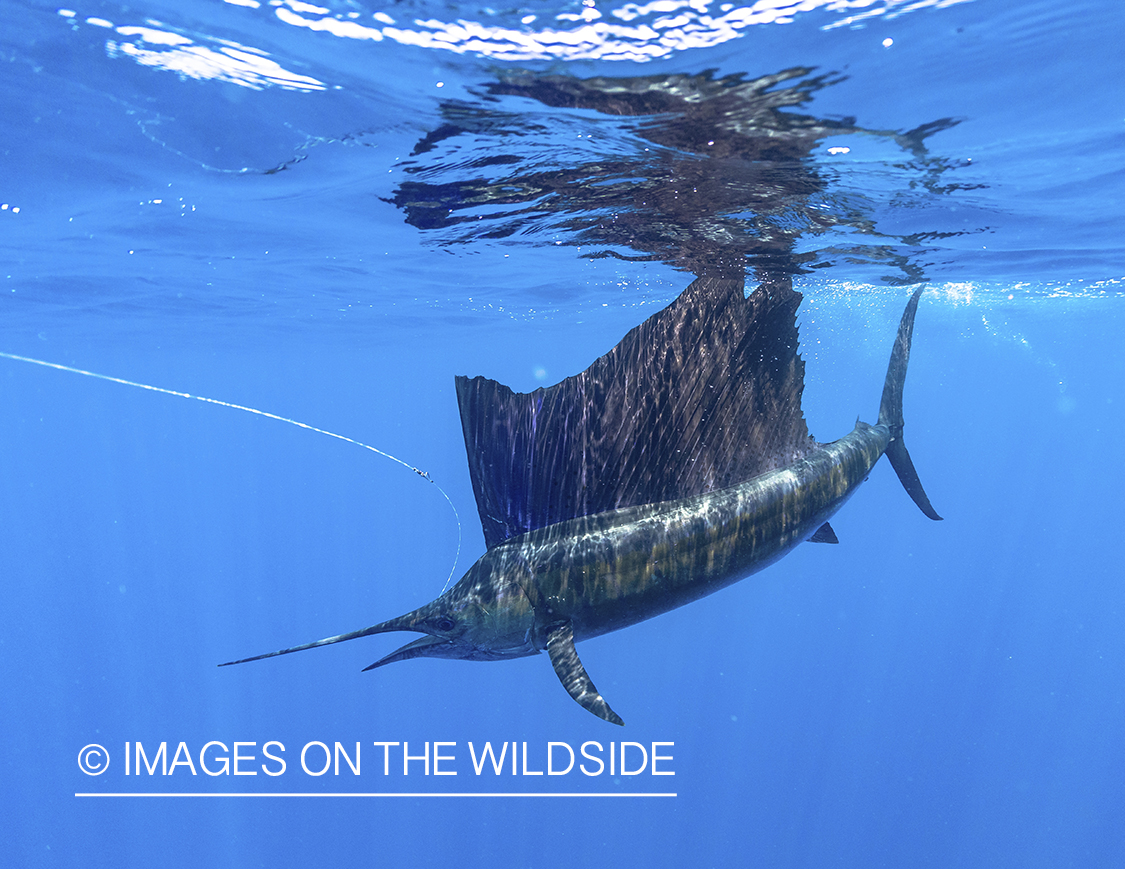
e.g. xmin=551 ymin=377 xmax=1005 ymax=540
xmin=221 ymin=276 xmax=941 ymax=724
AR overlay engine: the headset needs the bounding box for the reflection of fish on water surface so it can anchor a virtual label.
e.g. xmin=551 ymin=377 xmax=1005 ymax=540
xmin=225 ymin=65 xmax=959 ymax=722
xmin=222 ymin=274 xmax=942 ymax=724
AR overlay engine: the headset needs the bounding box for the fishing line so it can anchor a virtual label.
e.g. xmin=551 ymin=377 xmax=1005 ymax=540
xmin=0 ymin=350 xmax=463 ymax=591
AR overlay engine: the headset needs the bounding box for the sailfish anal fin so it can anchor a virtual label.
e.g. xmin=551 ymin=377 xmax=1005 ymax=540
xmin=809 ymin=522 xmax=839 ymax=544
xmin=545 ymin=622 xmax=624 ymax=726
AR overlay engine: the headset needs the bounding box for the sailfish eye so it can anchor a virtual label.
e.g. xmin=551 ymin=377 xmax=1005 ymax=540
xmin=434 ymin=617 xmax=456 ymax=632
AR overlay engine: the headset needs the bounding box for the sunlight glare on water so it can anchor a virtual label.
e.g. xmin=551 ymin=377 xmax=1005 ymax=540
xmin=3 ymin=1 xmax=1125 ymax=867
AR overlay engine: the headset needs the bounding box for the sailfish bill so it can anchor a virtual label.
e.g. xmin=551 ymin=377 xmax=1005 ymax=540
xmin=221 ymin=277 xmax=941 ymax=724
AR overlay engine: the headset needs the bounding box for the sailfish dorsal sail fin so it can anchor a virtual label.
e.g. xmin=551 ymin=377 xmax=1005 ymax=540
xmin=455 ymin=275 xmax=815 ymax=549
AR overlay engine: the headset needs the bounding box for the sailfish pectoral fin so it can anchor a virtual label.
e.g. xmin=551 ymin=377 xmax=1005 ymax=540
xmin=545 ymin=622 xmax=624 ymax=726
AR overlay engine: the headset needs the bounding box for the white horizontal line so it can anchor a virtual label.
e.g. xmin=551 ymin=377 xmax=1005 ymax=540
xmin=76 ymin=792 xmax=676 ymax=798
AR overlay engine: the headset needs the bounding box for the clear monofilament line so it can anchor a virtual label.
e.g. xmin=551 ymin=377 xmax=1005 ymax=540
xmin=0 ymin=350 xmax=463 ymax=590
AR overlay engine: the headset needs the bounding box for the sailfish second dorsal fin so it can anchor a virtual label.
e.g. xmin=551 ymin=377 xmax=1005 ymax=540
xmin=455 ymin=275 xmax=816 ymax=549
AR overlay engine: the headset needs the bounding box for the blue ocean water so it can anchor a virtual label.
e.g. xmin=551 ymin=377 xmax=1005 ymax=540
xmin=3 ymin=0 xmax=1124 ymax=865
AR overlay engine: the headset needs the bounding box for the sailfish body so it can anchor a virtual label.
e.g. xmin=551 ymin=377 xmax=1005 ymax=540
xmin=222 ymin=277 xmax=941 ymax=725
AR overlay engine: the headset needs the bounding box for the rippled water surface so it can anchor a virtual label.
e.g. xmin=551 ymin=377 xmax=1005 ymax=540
xmin=3 ymin=1 xmax=1124 ymax=866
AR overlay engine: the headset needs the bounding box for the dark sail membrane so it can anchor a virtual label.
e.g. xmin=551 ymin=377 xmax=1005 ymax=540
xmin=456 ymin=275 xmax=816 ymax=549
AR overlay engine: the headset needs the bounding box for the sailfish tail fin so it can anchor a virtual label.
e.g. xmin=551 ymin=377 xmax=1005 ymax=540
xmin=878 ymin=289 xmax=943 ymax=521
